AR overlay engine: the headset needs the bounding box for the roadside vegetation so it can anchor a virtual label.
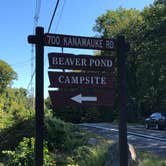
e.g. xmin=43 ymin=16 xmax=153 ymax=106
xmin=0 ymin=0 xmax=166 ymax=165
xmin=0 ymin=115 xmax=109 ymax=165
xmin=135 ymin=151 xmax=166 ymax=166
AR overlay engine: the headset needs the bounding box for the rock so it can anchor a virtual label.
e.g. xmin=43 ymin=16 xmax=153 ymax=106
xmin=104 ymin=142 xmax=138 ymax=166
xmin=128 ymin=144 xmax=137 ymax=162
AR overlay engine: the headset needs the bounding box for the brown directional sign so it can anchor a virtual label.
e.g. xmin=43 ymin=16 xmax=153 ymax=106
xmin=49 ymin=90 xmax=113 ymax=106
xmin=44 ymin=33 xmax=116 ymax=50
xmin=48 ymin=71 xmax=113 ymax=88
xmin=48 ymin=53 xmax=114 ymax=71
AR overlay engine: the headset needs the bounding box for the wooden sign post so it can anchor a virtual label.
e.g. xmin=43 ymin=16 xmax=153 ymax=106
xmin=117 ymin=36 xmax=129 ymax=166
xmin=28 ymin=26 xmax=129 ymax=166
xmin=28 ymin=27 xmax=44 ymax=166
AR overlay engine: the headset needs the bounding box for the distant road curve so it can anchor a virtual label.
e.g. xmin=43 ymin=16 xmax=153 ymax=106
xmin=79 ymin=123 xmax=166 ymax=158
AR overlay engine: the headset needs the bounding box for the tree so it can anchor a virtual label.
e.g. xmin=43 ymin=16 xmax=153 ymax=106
xmin=0 ymin=60 xmax=17 ymax=92
xmin=93 ymin=3 xmax=166 ymax=122
xmin=93 ymin=7 xmax=142 ymax=38
xmin=154 ymin=0 xmax=166 ymax=5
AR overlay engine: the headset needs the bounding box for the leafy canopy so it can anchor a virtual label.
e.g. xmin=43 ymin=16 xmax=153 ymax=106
xmin=0 ymin=60 xmax=17 ymax=92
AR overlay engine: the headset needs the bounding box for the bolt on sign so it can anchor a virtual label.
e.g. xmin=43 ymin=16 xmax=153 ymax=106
xmin=45 ymin=33 xmax=116 ymax=50
xmin=47 ymin=35 xmax=115 ymax=107
xmin=49 ymin=90 xmax=114 ymax=106
xmin=48 ymin=71 xmax=113 ymax=88
xmin=48 ymin=53 xmax=114 ymax=71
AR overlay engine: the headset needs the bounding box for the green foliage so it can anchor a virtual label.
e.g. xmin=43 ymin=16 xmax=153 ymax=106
xmin=45 ymin=116 xmax=88 ymax=152
xmin=51 ymin=137 xmax=109 ymax=166
xmin=0 ymin=60 xmax=17 ymax=92
xmin=2 ymin=137 xmax=56 ymax=166
xmin=0 ymin=87 xmax=34 ymax=129
xmin=0 ymin=108 xmax=13 ymax=129
xmin=53 ymin=106 xmax=84 ymax=123
xmin=136 ymin=151 xmax=166 ymax=166
xmin=93 ymin=3 xmax=166 ymax=122
xmin=154 ymin=0 xmax=166 ymax=5
xmin=45 ymin=116 xmax=71 ymax=151
xmin=45 ymin=116 xmax=109 ymax=166
xmin=53 ymin=105 xmax=116 ymax=124
xmin=72 ymin=144 xmax=108 ymax=166
xmin=0 ymin=119 xmax=35 ymax=151
xmin=45 ymin=97 xmax=52 ymax=111
xmin=1 ymin=115 xmax=109 ymax=166
xmin=93 ymin=7 xmax=142 ymax=38
xmin=0 ymin=116 xmax=87 ymax=154
xmin=0 ymin=60 xmax=34 ymax=129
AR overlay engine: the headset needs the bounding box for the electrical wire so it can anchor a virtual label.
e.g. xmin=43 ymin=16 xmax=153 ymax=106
xmin=44 ymin=0 xmax=64 ymax=65
xmin=27 ymin=69 xmax=36 ymax=90
xmin=11 ymin=57 xmax=34 ymax=67
xmin=34 ymin=0 xmax=42 ymax=28
xmin=28 ymin=0 xmax=63 ymax=92
xmin=55 ymin=0 xmax=66 ymax=32
xmin=47 ymin=0 xmax=60 ymax=33
xmin=27 ymin=0 xmax=41 ymax=92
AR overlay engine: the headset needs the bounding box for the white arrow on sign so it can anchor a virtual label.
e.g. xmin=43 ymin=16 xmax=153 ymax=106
xmin=70 ymin=94 xmax=97 ymax=103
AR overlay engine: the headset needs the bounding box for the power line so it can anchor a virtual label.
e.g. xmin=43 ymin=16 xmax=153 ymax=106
xmin=11 ymin=57 xmax=34 ymax=67
xmin=27 ymin=0 xmax=41 ymax=96
xmin=44 ymin=0 xmax=63 ymax=65
xmin=28 ymin=0 xmax=62 ymax=96
xmin=48 ymin=0 xmax=60 ymax=33
xmin=27 ymin=69 xmax=36 ymax=90
xmin=34 ymin=0 xmax=42 ymax=27
xmin=55 ymin=0 xmax=66 ymax=32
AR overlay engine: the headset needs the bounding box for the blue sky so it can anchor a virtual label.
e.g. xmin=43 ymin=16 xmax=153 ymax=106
xmin=0 ymin=0 xmax=154 ymax=98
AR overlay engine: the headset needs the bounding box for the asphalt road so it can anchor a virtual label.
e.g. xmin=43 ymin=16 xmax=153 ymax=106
xmin=80 ymin=123 xmax=166 ymax=158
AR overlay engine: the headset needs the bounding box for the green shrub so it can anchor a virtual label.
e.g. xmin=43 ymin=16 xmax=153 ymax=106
xmin=45 ymin=117 xmax=88 ymax=152
xmin=0 ymin=115 xmax=110 ymax=166
xmin=45 ymin=116 xmax=72 ymax=151
xmin=2 ymin=137 xmax=56 ymax=166
xmin=72 ymin=144 xmax=108 ymax=166
xmin=64 ymin=128 xmax=89 ymax=152
xmin=0 ymin=109 xmax=13 ymax=129
xmin=0 ymin=119 xmax=35 ymax=151
xmin=136 ymin=151 xmax=166 ymax=166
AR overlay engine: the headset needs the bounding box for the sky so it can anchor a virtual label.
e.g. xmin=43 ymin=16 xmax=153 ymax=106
xmin=0 ymin=0 xmax=154 ymax=98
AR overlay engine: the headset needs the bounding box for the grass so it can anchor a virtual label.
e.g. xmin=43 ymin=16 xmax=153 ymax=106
xmin=133 ymin=151 xmax=166 ymax=166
